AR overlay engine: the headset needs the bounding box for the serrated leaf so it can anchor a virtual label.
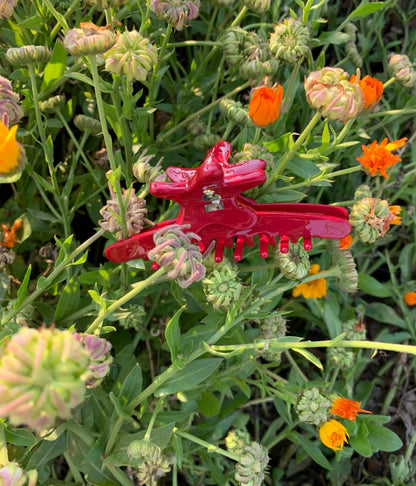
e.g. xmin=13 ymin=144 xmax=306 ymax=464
xmin=292 ymin=348 xmax=323 ymax=369
xmin=358 ymin=274 xmax=391 ymax=298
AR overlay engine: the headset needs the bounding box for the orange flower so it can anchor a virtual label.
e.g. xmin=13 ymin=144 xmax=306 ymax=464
xmin=404 ymin=292 xmax=416 ymax=306
xmin=319 ymin=420 xmax=349 ymax=451
xmin=292 ymin=264 xmax=327 ymax=299
xmin=248 ymin=85 xmax=283 ymax=127
xmin=339 ymin=234 xmax=353 ymax=250
xmin=0 ymin=121 xmax=20 ymax=175
xmin=350 ymin=74 xmax=383 ymax=109
xmin=330 ymin=397 xmax=371 ymax=421
xmin=1 ymin=219 xmax=22 ymax=248
xmin=356 ymin=137 xmax=407 ymax=179
xmin=388 ymin=205 xmax=401 ymax=225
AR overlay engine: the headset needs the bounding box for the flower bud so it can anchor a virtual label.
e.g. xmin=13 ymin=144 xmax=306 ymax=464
xmin=73 ymin=114 xmax=102 ymax=135
xmin=353 ymin=184 xmax=372 ymax=201
xmin=63 ymin=22 xmax=116 ymax=57
xmin=39 ymin=95 xmax=66 ymax=113
xmin=0 ymin=462 xmax=38 ymax=486
xmin=133 ymin=148 xmax=164 ymax=184
xmin=273 ymin=242 xmax=310 ymax=280
xmin=5 ymin=46 xmax=51 ymax=66
xmin=150 ymin=0 xmax=200 ymax=31
xmin=222 ymin=27 xmax=246 ymax=66
xmin=304 ymin=67 xmax=364 ymax=121
xmin=203 ymin=267 xmax=243 ymax=309
xmin=0 ymin=326 xmax=89 ymax=431
xmin=235 ymin=442 xmax=269 ymax=486
xmin=225 ymin=429 xmax=251 ymax=455
xmin=388 ymin=53 xmax=416 ymax=88
xmin=219 ymin=99 xmax=250 ymax=125
xmin=0 ymin=0 xmax=17 ymax=19
xmin=258 ymin=314 xmax=287 ymax=340
xmin=295 ymin=387 xmax=331 ymax=425
xmin=104 ymin=30 xmax=157 ymax=83
xmin=239 ymin=33 xmax=278 ymax=80
xmin=343 ymin=318 xmax=366 ymax=340
xmin=0 ymin=75 xmax=23 ymax=126
xmin=194 ymin=133 xmax=221 ymax=150
xmin=327 ymin=347 xmax=355 ymax=369
xmin=241 ymin=0 xmax=270 ymax=13
xmin=331 ymin=244 xmax=358 ymax=293
xmin=269 ymin=18 xmax=310 ymax=64
xmin=127 ymin=440 xmax=171 ymax=485
xmin=74 ymin=333 xmax=113 ymax=388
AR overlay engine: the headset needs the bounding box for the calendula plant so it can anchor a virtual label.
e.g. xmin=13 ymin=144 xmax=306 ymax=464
xmin=0 ymin=1 xmax=415 ymax=485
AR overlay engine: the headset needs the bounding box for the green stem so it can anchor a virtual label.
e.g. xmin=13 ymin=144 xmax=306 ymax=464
xmin=1 ymin=230 xmax=104 ymax=326
xmin=0 ymin=422 xmax=8 ymax=467
xmin=283 ymin=350 xmax=308 ymax=382
xmin=173 ymin=428 xmax=239 ymax=462
xmin=85 ymin=267 xmax=168 ymax=333
xmin=230 ymin=5 xmax=248 ymax=27
xmin=87 ymin=54 xmax=128 ymax=238
xmin=168 ymin=41 xmax=221 ymax=48
xmin=144 ymin=398 xmax=165 ymax=441
xmin=383 ymin=76 xmax=396 ymax=89
xmin=105 ymin=416 xmax=125 ymax=456
xmin=260 ymin=111 xmax=322 ymax=194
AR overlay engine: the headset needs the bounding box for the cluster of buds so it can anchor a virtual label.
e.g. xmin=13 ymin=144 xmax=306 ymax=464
xmin=234 ymin=442 xmax=269 ymax=486
xmin=147 ymin=224 xmax=206 ymax=288
xmin=219 ymin=99 xmax=250 ymax=125
xmin=0 ymin=326 xmax=89 ymax=431
xmin=5 ymin=45 xmax=50 ymax=66
xmin=133 ymin=148 xmax=165 ymax=184
xmin=63 ymin=22 xmax=116 ymax=57
xmin=150 ymin=0 xmax=200 ymax=31
xmin=269 ymin=18 xmax=310 ymax=64
xmin=388 ymin=53 xmax=416 ymax=88
xmin=349 ymin=196 xmax=401 ymax=244
xmin=127 ymin=440 xmax=171 ymax=485
xmin=0 ymin=0 xmax=17 ymax=19
xmin=304 ymin=67 xmax=364 ymax=121
xmin=225 ymin=428 xmax=251 ymax=455
xmin=99 ymin=183 xmax=148 ymax=237
xmin=295 ymin=387 xmax=331 ymax=425
xmin=104 ymin=30 xmax=157 ymax=83
xmin=241 ymin=0 xmax=270 ymax=13
xmin=273 ymin=242 xmax=310 ymax=280
xmin=202 ymin=265 xmax=243 ymax=309
xmin=74 ymin=114 xmax=102 ymax=136
xmin=0 ymin=75 xmax=23 ymax=126
xmin=0 ymin=462 xmax=38 ymax=486
xmin=74 ymin=333 xmax=113 ymax=388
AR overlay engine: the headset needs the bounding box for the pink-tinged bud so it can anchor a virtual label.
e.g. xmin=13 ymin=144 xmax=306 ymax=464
xmin=63 ymin=22 xmax=116 ymax=57
xmin=0 ymin=326 xmax=89 ymax=431
xmin=74 ymin=333 xmax=113 ymax=388
xmin=304 ymin=67 xmax=364 ymax=121
xmin=150 ymin=0 xmax=200 ymax=31
xmin=5 ymin=46 xmax=51 ymax=66
xmin=388 ymin=53 xmax=416 ymax=88
xmin=0 ymin=462 xmax=37 ymax=486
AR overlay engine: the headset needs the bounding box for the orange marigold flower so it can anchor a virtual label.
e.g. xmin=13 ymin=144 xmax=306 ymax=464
xmin=350 ymin=74 xmax=383 ymax=109
xmin=248 ymin=85 xmax=283 ymax=127
xmin=330 ymin=397 xmax=371 ymax=421
xmin=292 ymin=263 xmax=327 ymax=299
xmin=319 ymin=419 xmax=349 ymax=451
xmin=388 ymin=205 xmax=402 ymax=225
xmin=0 ymin=120 xmax=20 ymax=175
xmin=1 ymin=219 xmax=22 ymax=248
xmin=404 ymin=292 xmax=416 ymax=306
xmin=339 ymin=234 xmax=353 ymax=250
xmin=356 ymin=137 xmax=407 ymax=179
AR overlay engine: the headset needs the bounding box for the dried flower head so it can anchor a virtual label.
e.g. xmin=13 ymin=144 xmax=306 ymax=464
xmin=249 ymin=85 xmax=283 ymax=127
xmin=0 ymin=246 xmax=15 ymax=268
xmin=150 ymin=0 xmax=200 ymax=31
xmin=356 ymin=137 xmax=407 ymax=178
xmin=350 ymin=73 xmax=383 ymax=109
xmin=330 ymin=397 xmax=371 ymax=421
xmin=5 ymin=46 xmax=51 ymax=66
xmin=0 ymin=121 xmax=26 ymax=182
xmin=0 ymin=0 xmax=17 ymax=19
xmin=404 ymin=292 xmax=416 ymax=306
xmin=292 ymin=264 xmax=327 ymax=299
xmin=295 ymin=387 xmax=331 ymax=425
xmin=319 ymin=419 xmax=349 ymax=451
xmin=255 ymin=314 xmax=287 ymax=362
xmin=99 ymin=183 xmax=148 ymax=237
xmin=0 ymin=326 xmax=89 ymax=431
xmin=235 ymin=442 xmax=269 ymax=486
xmin=147 ymin=224 xmax=206 ymax=288
xmin=269 ymin=18 xmax=310 ymax=64
xmin=388 ymin=53 xmax=416 ymax=88
xmin=63 ymin=22 xmax=117 ymax=57
xmin=74 ymin=333 xmax=113 ymax=388
xmin=104 ymin=30 xmax=157 ymax=83
xmin=304 ymin=67 xmax=364 ymax=121
xmin=0 ymin=462 xmax=38 ymax=486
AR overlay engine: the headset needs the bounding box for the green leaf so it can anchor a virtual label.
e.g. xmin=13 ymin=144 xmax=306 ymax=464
xmin=54 ymin=277 xmax=81 ymax=322
xmin=292 ymin=348 xmax=323 ymax=369
xmin=366 ymin=422 xmax=403 ymax=452
xmin=69 ymin=252 xmax=88 ymax=266
xmin=5 ymin=427 xmax=37 ymax=447
xmin=316 ymin=31 xmax=351 ymax=46
xmin=156 ymin=358 xmax=223 ymax=396
xmin=349 ymin=421 xmax=373 ymax=457
xmin=197 ymin=391 xmax=221 ymax=416
xmin=0 ymin=272 xmax=10 ymax=300
xmin=365 ymin=302 xmax=407 ymax=329
xmin=347 ymin=2 xmax=385 ymax=20
xmin=287 ymin=431 xmax=331 ymax=469
xmin=118 ymin=363 xmax=143 ymax=412
xmin=14 ymin=265 xmax=31 ymax=308
xmin=287 ymin=156 xmax=320 ymax=180
xmin=358 ymin=274 xmax=391 ymax=298
xmin=165 ymin=305 xmax=186 ymax=367
xmin=26 ymin=432 xmax=66 ymax=470
xmin=321 ymin=122 xmax=330 ymax=150
xmin=41 ymin=40 xmax=67 ymax=91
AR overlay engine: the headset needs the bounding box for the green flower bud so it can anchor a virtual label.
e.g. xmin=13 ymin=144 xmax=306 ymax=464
xmin=127 ymin=440 xmax=171 ymax=485
xmin=133 ymin=148 xmax=164 ymax=184
xmin=219 ymin=99 xmax=250 ymax=125
xmin=241 ymin=0 xmax=270 ymax=13
xmin=73 ymin=114 xmax=102 ymax=135
xmin=349 ymin=197 xmax=392 ymax=243
xmin=39 ymin=95 xmax=66 ymax=113
xmin=269 ymin=18 xmax=310 ymax=64
xmin=223 ymin=27 xmax=246 ymax=66
xmin=104 ymin=30 xmax=157 ymax=83
xmin=258 ymin=314 xmax=286 ymax=340
xmin=203 ymin=267 xmax=243 ymax=310
xmin=225 ymin=428 xmax=251 ymax=455
xmin=273 ymin=242 xmax=310 ymax=280
xmin=5 ymin=46 xmax=51 ymax=66
xmin=0 ymin=0 xmax=17 ymax=19
xmin=295 ymin=387 xmax=331 ymax=426
xmin=0 ymin=326 xmax=89 ymax=431
xmin=235 ymin=442 xmax=269 ymax=486
xmin=353 ymin=184 xmax=372 ymax=201
xmin=239 ymin=33 xmax=278 ymax=80
xmin=343 ymin=318 xmax=366 ymax=341
xmin=0 ymin=462 xmax=38 ymax=486
xmin=194 ymin=133 xmax=221 ymax=150
xmin=388 ymin=53 xmax=416 ymax=88
xmin=331 ymin=244 xmax=358 ymax=293
xmin=327 ymin=347 xmax=355 ymax=369
xmin=63 ymin=23 xmax=116 ymax=57
xmin=344 ymin=23 xmax=363 ymax=68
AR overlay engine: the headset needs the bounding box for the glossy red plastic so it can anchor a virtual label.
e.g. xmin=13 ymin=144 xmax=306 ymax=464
xmin=105 ymin=141 xmax=351 ymax=263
